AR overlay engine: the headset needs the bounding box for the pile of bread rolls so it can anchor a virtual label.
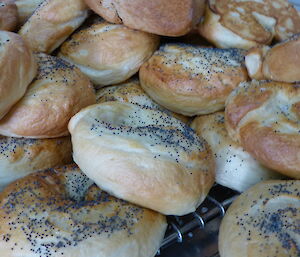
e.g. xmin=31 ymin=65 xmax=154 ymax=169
xmin=0 ymin=0 xmax=299 ymax=256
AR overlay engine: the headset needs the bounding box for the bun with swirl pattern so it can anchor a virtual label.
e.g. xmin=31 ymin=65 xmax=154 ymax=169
xmin=68 ymin=101 xmax=215 ymax=215
xmin=0 ymin=164 xmax=167 ymax=257
xmin=219 ymin=180 xmax=300 ymax=257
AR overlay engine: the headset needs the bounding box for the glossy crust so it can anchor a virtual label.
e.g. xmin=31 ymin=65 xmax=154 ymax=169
xmin=18 ymin=0 xmax=89 ymax=53
xmin=0 ymin=53 xmax=96 ymax=138
xmin=219 ymin=180 xmax=300 ymax=257
xmin=59 ymin=20 xmax=159 ymax=88
xmin=199 ymin=0 xmax=300 ymax=49
xmin=0 ymin=0 xmax=18 ymax=31
xmin=0 ymin=136 xmax=72 ymax=191
xmin=139 ymin=44 xmax=248 ymax=116
xmin=0 ymin=164 xmax=167 ymax=257
xmin=96 ymin=78 xmax=189 ymax=123
xmin=225 ymin=80 xmax=300 ymax=178
xmin=15 ymin=0 xmax=44 ymax=24
xmin=83 ymin=0 xmax=205 ymax=36
xmin=68 ymin=102 xmax=215 ymax=215
xmin=191 ymin=112 xmax=283 ymax=192
xmin=0 ymin=31 xmax=36 ymax=120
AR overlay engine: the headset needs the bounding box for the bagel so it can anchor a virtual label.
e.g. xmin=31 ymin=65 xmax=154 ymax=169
xmin=219 ymin=180 xmax=300 ymax=257
xmin=0 ymin=31 xmax=36 ymax=120
xmin=246 ymin=33 xmax=300 ymax=82
xmin=0 ymin=164 xmax=167 ymax=257
xmin=68 ymin=101 xmax=215 ymax=215
xmin=199 ymin=0 xmax=300 ymax=49
xmin=15 ymin=0 xmax=44 ymax=24
xmin=18 ymin=0 xmax=89 ymax=53
xmin=225 ymin=80 xmax=300 ymax=178
xmin=0 ymin=53 xmax=96 ymax=138
xmin=0 ymin=136 xmax=72 ymax=191
xmin=83 ymin=0 xmax=205 ymax=36
xmin=191 ymin=112 xmax=283 ymax=192
xmin=139 ymin=44 xmax=248 ymax=116
xmin=58 ymin=19 xmax=159 ymax=88
xmin=96 ymin=78 xmax=189 ymax=123
xmin=0 ymin=0 xmax=18 ymax=31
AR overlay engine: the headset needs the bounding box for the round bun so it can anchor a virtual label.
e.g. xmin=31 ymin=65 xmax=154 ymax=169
xmin=246 ymin=34 xmax=300 ymax=82
xmin=219 ymin=180 xmax=300 ymax=257
xmin=139 ymin=44 xmax=248 ymax=116
xmin=15 ymin=0 xmax=44 ymax=25
xmin=96 ymin=78 xmax=189 ymax=123
xmin=199 ymin=0 xmax=300 ymax=49
xmin=225 ymin=80 xmax=300 ymax=178
xmin=18 ymin=0 xmax=89 ymax=53
xmin=0 ymin=0 xmax=18 ymax=31
xmin=0 ymin=53 xmax=96 ymax=138
xmin=0 ymin=136 xmax=72 ymax=191
xmin=191 ymin=112 xmax=283 ymax=192
xmin=68 ymin=101 xmax=215 ymax=215
xmin=83 ymin=0 xmax=205 ymax=36
xmin=59 ymin=19 xmax=159 ymax=88
xmin=0 ymin=164 xmax=167 ymax=257
xmin=0 ymin=31 xmax=36 ymax=120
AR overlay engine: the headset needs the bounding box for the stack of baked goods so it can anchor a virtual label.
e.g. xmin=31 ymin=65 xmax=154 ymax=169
xmin=0 ymin=0 xmax=299 ymax=256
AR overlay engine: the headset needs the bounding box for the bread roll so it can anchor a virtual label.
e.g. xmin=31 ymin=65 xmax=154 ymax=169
xmin=84 ymin=0 xmax=205 ymax=36
xmin=18 ymin=0 xmax=89 ymax=53
xmin=96 ymin=78 xmax=189 ymax=123
xmin=191 ymin=112 xmax=283 ymax=192
xmin=139 ymin=44 xmax=248 ymax=116
xmin=0 ymin=136 xmax=72 ymax=191
xmin=68 ymin=101 xmax=215 ymax=215
xmin=15 ymin=0 xmax=44 ymax=24
xmin=225 ymin=80 xmax=300 ymax=178
xmin=219 ymin=180 xmax=300 ymax=257
xmin=0 ymin=53 xmax=96 ymax=138
xmin=0 ymin=0 xmax=18 ymax=31
xmin=0 ymin=164 xmax=167 ymax=257
xmin=0 ymin=31 xmax=36 ymax=120
xmin=199 ymin=0 xmax=300 ymax=49
xmin=246 ymin=33 xmax=300 ymax=82
xmin=59 ymin=19 xmax=159 ymax=88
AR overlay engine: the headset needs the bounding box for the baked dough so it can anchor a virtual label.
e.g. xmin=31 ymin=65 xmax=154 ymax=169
xmin=59 ymin=19 xmax=159 ymax=88
xmin=0 ymin=164 xmax=167 ymax=257
xmin=219 ymin=180 xmax=300 ymax=257
xmin=139 ymin=44 xmax=248 ymax=116
xmin=0 ymin=0 xmax=18 ymax=31
xmin=0 ymin=136 xmax=72 ymax=191
xmin=0 ymin=53 xmax=96 ymax=138
xmin=68 ymin=101 xmax=215 ymax=215
xmin=0 ymin=31 xmax=36 ymax=120
xmin=225 ymin=80 xmax=300 ymax=178
xmin=15 ymin=0 xmax=44 ymax=24
xmin=191 ymin=112 xmax=283 ymax=192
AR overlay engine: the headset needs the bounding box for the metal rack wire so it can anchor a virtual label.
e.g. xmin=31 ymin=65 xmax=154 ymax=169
xmin=157 ymin=185 xmax=239 ymax=254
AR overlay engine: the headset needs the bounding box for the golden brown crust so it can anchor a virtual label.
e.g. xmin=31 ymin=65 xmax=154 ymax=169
xmin=199 ymin=0 xmax=300 ymax=49
xmin=139 ymin=44 xmax=248 ymax=116
xmin=0 ymin=31 xmax=36 ymax=120
xmin=68 ymin=102 xmax=215 ymax=215
xmin=191 ymin=112 xmax=282 ymax=192
xmin=0 ymin=1 xmax=18 ymax=31
xmin=15 ymin=0 xmax=44 ymax=24
xmin=59 ymin=20 xmax=159 ymax=88
xmin=0 ymin=164 xmax=167 ymax=257
xmin=0 ymin=53 xmax=96 ymax=138
xmin=18 ymin=0 xmax=89 ymax=53
xmin=0 ymin=136 xmax=72 ymax=191
xmin=262 ymin=33 xmax=300 ymax=82
xmin=219 ymin=180 xmax=300 ymax=257
xmin=225 ymin=80 xmax=300 ymax=178
xmin=84 ymin=0 xmax=205 ymax=36
xmin=96 ymin=78 xmax=189 ymax=123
